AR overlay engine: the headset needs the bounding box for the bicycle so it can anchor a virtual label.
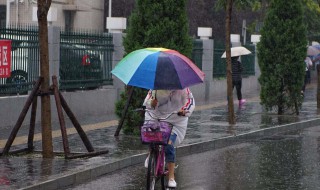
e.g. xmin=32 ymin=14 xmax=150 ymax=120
xmin=139 ymin=108 xmax=178 ymax=190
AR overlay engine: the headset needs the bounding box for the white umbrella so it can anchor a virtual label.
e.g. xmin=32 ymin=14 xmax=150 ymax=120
xmin=221 ymin=46 xmax=252 ymax=58
xmin=307 ymin=46 xmax=320 ymax=56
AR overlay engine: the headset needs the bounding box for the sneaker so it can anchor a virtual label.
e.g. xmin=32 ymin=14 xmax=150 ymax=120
xmin=168 ymin=179 xmax=177 ymax=188
xmin=144 ymin=156 xmax=149 ymax=168
xmin=239 ymin=99 xmax=246 ymax=106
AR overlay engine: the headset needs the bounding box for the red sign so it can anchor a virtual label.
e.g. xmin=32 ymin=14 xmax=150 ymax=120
xmin=0 ymin=40 xmax=11 ymax=78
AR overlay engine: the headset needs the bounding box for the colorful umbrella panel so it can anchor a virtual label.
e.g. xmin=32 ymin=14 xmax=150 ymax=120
xmin=111 ymin=48 xmax=205 ymax=90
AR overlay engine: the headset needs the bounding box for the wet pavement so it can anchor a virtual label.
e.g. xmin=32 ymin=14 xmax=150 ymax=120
xmin=0 ymin=84 xmax=320 ymax=190
xmin=67 ymin=126 xmax=320 ymax=190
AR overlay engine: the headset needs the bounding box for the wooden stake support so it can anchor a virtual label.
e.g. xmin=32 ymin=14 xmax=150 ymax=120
xmin=0 ymin=76 xmax=108 ymax=159
xmin=114 ymin=86 xmax=134 ymax=136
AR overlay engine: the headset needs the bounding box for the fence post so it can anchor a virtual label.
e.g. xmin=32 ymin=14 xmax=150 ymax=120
xmin=201 ymin=39 xmax=214 ymax=101
xmin=111 ymin=33 xmax=126 ymax=95
xmin=48 ymin=26 xmax=60 ymax=85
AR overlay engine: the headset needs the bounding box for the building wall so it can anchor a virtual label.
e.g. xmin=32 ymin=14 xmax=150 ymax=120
xmin=72 ymin=0 xmax=104 ymax=31
xmin=1 ymin=0 xmax=105 ymax=31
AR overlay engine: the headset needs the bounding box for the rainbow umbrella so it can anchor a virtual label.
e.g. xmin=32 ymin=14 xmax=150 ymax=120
xmin=111 ymin=48 xmax=205 ymax=90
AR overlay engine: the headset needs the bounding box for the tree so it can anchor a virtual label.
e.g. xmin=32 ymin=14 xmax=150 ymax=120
xmin=123 ymin=0 xmax=192 ymax=56
xmin=37 ymin=0 xmax=53 ymax=158
xmin=225 ymin=0 xmax=236 ymax=124
xmin=257 ymin=0 xmax=307 ymax=115
xmin=215 ymin=0 xmax=259 ymax=124
xmin=303 ymin=0 xmax=320 ymax=38
xmin=115 ymin=0 xmax=193 ymax=135
xmin=255 ymin=0 xmax=320 ymax=39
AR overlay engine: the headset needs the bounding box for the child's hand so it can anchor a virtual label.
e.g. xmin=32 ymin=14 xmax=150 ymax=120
xmin=178 ymin=110 xmax=186 ymax=116
xmin=151 ymin=98 xmax=158 ymax=108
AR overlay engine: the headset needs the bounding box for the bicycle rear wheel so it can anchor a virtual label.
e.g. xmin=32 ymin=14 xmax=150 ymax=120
xmin=147 ymin=149 xmax=157 ymax=190
xmin=160 ymin=147 xmax=167 ymax=190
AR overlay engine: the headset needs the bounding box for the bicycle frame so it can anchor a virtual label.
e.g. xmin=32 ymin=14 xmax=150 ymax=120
xmin=140 ymin=108 xmax=180 ymax=190
xmin=147 ymin=143 xmax=167 ymax=190
xmin=154 ymin=144 xmax=166 ymax=176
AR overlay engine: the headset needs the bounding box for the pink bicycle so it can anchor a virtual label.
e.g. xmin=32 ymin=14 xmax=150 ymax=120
xmin=140 ymin=108 xmax=177 ymax=190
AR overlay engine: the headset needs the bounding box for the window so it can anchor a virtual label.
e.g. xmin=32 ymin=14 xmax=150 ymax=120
xmin=0 ymin=6 xmax=6 ymax=28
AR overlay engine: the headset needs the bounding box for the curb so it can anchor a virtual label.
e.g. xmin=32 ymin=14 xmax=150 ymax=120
xmin=22 ymin=118 xmax=320 ymax=190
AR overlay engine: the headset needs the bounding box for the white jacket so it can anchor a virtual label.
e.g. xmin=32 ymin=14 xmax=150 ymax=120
xmin=143 ymin=88 xmax=195 ymax=146
xmin=305 ymin=57 xmax=313 ymax=71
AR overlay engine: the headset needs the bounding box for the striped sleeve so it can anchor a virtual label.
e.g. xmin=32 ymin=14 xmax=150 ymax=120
xmin=181 ymin=88 xmax=195 ymax=116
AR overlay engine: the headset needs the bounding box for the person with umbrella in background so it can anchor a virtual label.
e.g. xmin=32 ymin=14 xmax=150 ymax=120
xmin=232 ymin=56 xmax=246 ymax=107
xmin=221 ymin=46 xmax=251 ymax=107
xmin=143 ymin=89 xmax=195 ymax=188
xmin=302 ymin=56 xmax=313 ymax=95
xmin=307 ymin=45 xmax=320 ymax=83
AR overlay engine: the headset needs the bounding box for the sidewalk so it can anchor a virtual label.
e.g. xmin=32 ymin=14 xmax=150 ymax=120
xmin=1 ymin=84 xmax=320 ymax=190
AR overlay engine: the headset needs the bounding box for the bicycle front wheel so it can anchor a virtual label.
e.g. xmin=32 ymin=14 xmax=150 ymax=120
xmin=161 ymin=174 xmax=167 ymax=190
xmin=147 ymin=148 xmax=157 ymax=190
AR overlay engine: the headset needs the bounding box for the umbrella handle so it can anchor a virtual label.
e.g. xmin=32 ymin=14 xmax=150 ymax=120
xmin=150 ymin=90 xmax=158 ymax=109
xmin=152 ymin=90 xmax=157 ymax=100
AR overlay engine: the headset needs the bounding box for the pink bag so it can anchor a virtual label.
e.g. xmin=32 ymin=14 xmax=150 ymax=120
xmin=141 ymin=120 xmax=173 ymax=145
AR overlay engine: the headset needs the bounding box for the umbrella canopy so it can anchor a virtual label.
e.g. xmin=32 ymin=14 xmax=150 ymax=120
xmin=111 ymin=48 xmax=205 ymax=90
xmin=221 ymin=46 xmax=252 ymax=58
xmin=307 ymin=46 xmax=320 ymax=56
xmin=312 ymin=45 xmax=320 ymax=50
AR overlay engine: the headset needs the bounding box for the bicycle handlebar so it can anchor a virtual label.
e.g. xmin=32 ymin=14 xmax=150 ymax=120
xmin=134 ymin=107 xmax=187 ymax=121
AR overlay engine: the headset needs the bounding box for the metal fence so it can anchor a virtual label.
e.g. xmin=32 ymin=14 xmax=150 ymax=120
xmin=213 ymin=41 xmax=255 ymax=78
xmin=241 ymin=44 xmax=255 ymax=76
xmin=1 ymin=26 xmax=206 ymax=95
xmin=191 ymin=40 xmax=203 ymax=70
xmin=0 ymin=26 xmax=39 ymax=95
xmin=213 ymin=40 xmax=226 ymax=78
xmin=59 ymin=30 xmax=114 ymax=90
xmin=0 ymin=26 xmax=114 ymax=95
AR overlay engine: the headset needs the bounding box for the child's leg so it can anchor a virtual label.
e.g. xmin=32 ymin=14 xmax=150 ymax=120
xmin=235 ymin=80 xmax=242 ymax=100
xmin=165 ymin=133 xmax=177 ymax=181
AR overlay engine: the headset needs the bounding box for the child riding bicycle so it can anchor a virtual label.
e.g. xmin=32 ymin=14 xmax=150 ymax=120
xmin=143 ymin=88 xmax=195 ymax=188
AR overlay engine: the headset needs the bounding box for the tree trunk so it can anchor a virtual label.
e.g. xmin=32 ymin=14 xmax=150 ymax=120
xmin=38 ymin=0 xmax=53 ymax=158
xmin=226 ymin=0 xmax=235 ymax=124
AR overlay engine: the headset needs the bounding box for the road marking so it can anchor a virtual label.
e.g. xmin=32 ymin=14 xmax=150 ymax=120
xmin=0 ymin=97 xmax=259 ymax=149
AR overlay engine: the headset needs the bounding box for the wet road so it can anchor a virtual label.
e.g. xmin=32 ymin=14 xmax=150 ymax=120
xmin=67 ymin=125 xmax=320 ymax=190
